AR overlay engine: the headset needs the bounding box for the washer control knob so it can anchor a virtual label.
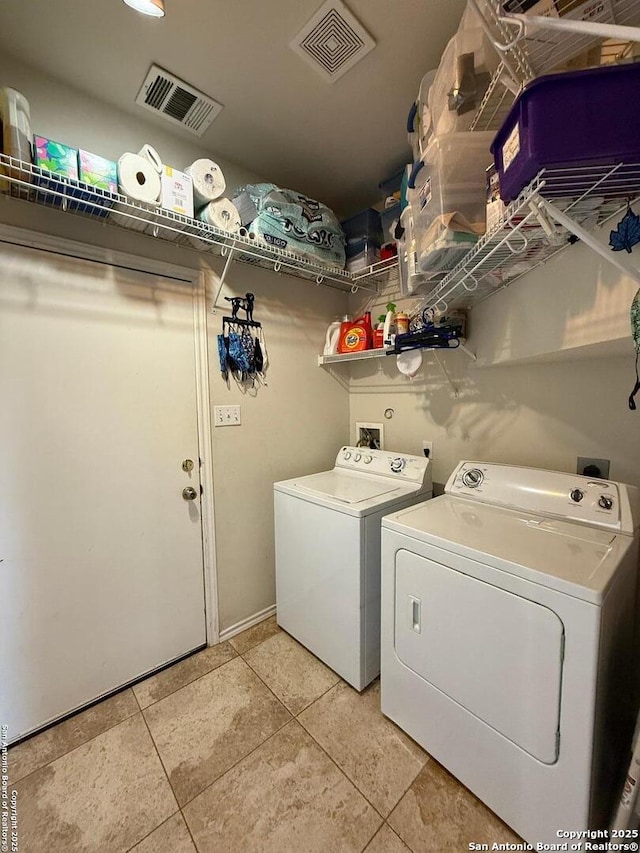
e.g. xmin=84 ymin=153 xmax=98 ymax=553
xmin=390 ymin=457 xmax=406 ymax=474
xmin=598 ymin=495 xmax=614 ymax=510
xmin=343 ymin=451 xmax=352 ymax=460
xmin=363 ymin=455 xmax=373 ymax=464
xmin=354 ymin=453 xmax=362 ymax=462
xmin=462 ymin=468 xmax=484 ymax=488
xmin=570 ymin=488 xmax=584 ymax=503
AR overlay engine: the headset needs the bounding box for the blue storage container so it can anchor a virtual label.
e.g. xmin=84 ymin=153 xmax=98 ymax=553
xmin=340 ymin=208 xmax=382 ymax=246
xmin=380 ymin=203 xmax=401 ymax=244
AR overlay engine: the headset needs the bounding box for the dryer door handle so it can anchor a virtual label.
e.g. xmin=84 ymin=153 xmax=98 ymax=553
xmin=409 ymin=596 xmax=421 ymax=634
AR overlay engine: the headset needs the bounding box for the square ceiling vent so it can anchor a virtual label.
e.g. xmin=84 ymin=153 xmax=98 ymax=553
xmin=290 ymin=0 xmax=376 ymax=84
xmin=135 ymin=65 xmax=223 ymax=136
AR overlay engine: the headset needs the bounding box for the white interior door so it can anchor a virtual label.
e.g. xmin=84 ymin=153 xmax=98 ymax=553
xmin=0 ymin=241 xmax=207 ymax=742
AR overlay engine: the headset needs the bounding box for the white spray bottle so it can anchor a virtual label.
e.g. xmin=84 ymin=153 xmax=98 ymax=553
xmin=383 ymin=302 xmax=397 ymax=348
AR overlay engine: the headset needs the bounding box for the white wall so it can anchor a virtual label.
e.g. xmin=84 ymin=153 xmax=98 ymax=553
xmin=349 ymin=224 xmax=640 ymax=491
xmin=0 ymin=50 xmax=260 ymax=192
xmin=0 ymin=55 xmax=350 ymax=634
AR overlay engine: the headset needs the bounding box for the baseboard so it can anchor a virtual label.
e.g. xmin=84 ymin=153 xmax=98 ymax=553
xmin=219 ymin=604 xmax=277 ymax=643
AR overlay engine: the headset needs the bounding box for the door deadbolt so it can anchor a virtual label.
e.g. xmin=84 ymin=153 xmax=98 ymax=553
xmin=182 ymin=459 xmax=195 ymax=473
xmin=182 ymin=486 xmax=198 ymax=501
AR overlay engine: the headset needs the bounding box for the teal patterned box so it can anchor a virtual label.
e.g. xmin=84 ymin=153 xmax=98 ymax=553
xmin=34 ymin=135 xmax=78 ymax=179
xmin=78 ymin=149 xmax=117 ymax=194
xmin=33 ymin=135 xmax=112 ymax=216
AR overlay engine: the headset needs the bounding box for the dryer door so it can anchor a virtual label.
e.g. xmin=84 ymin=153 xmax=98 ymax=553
xmin=394 ymin=550 xmax=564 ymax=764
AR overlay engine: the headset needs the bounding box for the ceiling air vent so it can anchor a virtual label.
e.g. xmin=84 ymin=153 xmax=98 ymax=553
xmin=290 ymin=0 xmax=376 ymax=84
xmin=135 ymin=64 xmax=223 ymax=136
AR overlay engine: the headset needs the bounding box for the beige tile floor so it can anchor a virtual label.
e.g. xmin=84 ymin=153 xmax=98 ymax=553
xmin=8 ymin=616 xmax=521 ymax=853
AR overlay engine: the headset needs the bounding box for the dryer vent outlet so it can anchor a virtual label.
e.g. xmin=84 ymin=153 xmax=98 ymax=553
xmin=577 ymin=456 xmax=610 ymax=479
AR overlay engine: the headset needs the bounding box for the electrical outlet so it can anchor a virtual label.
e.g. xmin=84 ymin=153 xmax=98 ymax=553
xmin=577 ymin=456 xmax=610 ymax=479
xmin=422 ymin=440 xmax=433 ymax=459
xmin=214 ymin=405 xmax=241 ymax=427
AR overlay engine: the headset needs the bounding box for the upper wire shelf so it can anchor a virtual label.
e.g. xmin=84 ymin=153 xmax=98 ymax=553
xmin=470 ymin=0 xmax=640 ymax=132
xmin=0 ymin=155 xmax=386 ymax=295
xmin=412 ymin=161 xmax=640 ymax=317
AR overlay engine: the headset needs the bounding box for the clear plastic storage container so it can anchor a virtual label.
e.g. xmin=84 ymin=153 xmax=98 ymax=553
xmin=408 ymin=132 xmax=493 ymax=280
xmin=428 ymin=17 xmax=499 ymax=138
xmin=409 ymin=132 xmax=493 ymax=233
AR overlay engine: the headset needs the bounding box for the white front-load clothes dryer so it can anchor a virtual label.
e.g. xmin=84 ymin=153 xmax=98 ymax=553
xmin=381 ymin=461 xmax=640 ymax=846
xmin=275 ymin=446 xmax=432 ymax=690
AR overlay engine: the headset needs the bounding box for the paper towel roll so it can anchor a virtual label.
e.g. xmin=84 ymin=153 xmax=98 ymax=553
xmin=186 ymin=159 xmax=226 ymax=208
xmin=198 ymin=198 xmax=241 ymax=234
xmin=138 ymin=144 xmax=163 ymax=174
xmin=118 ymin=153 xmax=161 ymax=204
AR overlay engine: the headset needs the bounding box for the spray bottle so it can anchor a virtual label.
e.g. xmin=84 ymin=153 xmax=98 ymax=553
xmin=383 ymin=302 xmax=397 ymax=348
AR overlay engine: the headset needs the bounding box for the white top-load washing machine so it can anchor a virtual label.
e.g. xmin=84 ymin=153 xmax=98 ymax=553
xmin=381 ymin=461 xmax=640 ymax=846
xmin=275 ymin=446 xmax=432 ymax=691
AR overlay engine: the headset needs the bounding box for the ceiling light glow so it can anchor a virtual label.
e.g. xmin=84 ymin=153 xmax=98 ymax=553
xmin=123 ymin=0 xmax=165 ymax=17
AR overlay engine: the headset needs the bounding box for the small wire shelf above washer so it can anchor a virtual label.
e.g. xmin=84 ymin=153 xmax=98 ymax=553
xmin=412 ymin=161 xmax=640 ymax=317
xmin=0 ymin=155 xmax=384 ymax=294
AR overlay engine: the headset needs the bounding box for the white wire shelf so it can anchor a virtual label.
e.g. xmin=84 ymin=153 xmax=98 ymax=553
xmin=318 ymin=338 xmax=470 ymax=366
xmin=318 ymin=347 xmax=395 ymax=366
xmin=412 ymin=161 xmax=640 ymax=317
xmin=0 ymin=155 xmax=386 ymax=295
xmin=470 ymin=0 xmax=640 ymax=132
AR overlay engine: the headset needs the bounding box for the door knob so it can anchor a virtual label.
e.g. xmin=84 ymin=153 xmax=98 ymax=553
xmin=182 ymin=459 xmax=194 ymax=472
xmin=182 ymin=486 xmax=198 ymax=501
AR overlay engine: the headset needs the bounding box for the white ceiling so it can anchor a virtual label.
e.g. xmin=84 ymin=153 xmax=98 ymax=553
xmin=0 ymin=0 xmax=466 ymax=217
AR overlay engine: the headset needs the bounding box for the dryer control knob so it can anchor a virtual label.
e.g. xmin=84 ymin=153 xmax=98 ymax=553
xmin=598 ymin=495 xmax=613 ymax=510
xmin=343 ymin=451 xmax=352 ymax=460
xmin=354 ymin=453 xmax=362 ymax=462
xmin=570 ymin=488 xmax=584 ymax=503
xmin=363 ymin=455 xmax=373 ymax=464
xmin=390 ymin=457 xmax=406 ymax=474
xmin=462 ymin=469 xmax=484 ymax=488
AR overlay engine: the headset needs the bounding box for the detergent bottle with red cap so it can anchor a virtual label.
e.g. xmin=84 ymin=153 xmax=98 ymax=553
xmin=338 ymin=312 xmax=373 ymax=353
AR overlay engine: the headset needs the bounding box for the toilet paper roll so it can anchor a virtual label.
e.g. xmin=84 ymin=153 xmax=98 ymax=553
xmin=186 ymin=158 xmax=226 ymax=208
xmin=138 ymin=143 xmax=163 ymax=174
xmin=117 ymin=153 xmax=162 ymax=204
xmin=198 ymin=198 xmax=241 ymax=234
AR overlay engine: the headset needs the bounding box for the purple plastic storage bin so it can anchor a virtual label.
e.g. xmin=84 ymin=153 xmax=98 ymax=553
xmin=491 ymin=63 xmax=640 ymax=203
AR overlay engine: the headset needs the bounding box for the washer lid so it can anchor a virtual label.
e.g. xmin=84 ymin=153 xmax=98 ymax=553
xmin=280 ymin=470 xmax=402 ymax=504
xmin=383 ymin=495 xmax=633 ymax=604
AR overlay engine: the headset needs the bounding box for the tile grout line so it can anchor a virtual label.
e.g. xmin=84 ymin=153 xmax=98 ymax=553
xmin=133 ymin=645 xmax=239 ymax=712
xmin=239 ymin=633 xmax=416 ymax=829
xmin=295 ymin=709 xmax=388 ymax=826
xmin=122 ymin=810 xmax=182 ymax=853
xmin=295 ymin=685 xmax=430 ymax=829
xmin=178 ymin=715 xmax=295 ymax=812
xmin=7 ymin=690 xmax=140 ymax=788
xmin=8 ymin=642 xmax=240 ymax=787
xmin=138 ymin=706 xmax=203 ymax=853
xmin=362 ymin=821 xmax=414 ymax=853
xmin=139 ymin=705 xmax=182 ymax=814
xmin=240 ymin=652 xmax=299 ymax=717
